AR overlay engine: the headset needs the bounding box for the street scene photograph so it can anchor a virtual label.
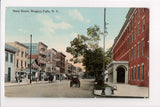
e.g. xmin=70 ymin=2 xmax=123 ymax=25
xmin=4 ymin=7 xmax=149 ymax=98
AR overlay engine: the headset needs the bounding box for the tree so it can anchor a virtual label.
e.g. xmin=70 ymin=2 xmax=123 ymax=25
xmin=66 ymin=25 xmax=104 ymax=85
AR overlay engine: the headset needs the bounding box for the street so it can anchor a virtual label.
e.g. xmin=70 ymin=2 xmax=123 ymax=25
xmin=5 ymin=79 xmax=95 ymax=98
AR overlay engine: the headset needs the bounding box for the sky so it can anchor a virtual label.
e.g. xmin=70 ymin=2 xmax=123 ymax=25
xmin=5 ymin=7 xmax=129 ymax=68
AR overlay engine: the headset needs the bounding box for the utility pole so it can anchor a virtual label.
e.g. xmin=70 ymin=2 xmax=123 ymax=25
xmin=30 ymin=34 xmax=32 ymax=84
xmin=102 ymin=8 xmax=108 ymax=95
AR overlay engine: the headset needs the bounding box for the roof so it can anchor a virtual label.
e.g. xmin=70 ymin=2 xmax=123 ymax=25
xmin=39 ymin=42 xmax=48 ymax=48
xmin=5 ymin=44 xmax=17 ymax=53
xmin=111 ymin=8 xmax=135 ymax=52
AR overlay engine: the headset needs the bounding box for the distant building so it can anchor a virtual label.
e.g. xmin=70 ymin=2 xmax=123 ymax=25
xmin=107 ymin=8 xmax=149 ymax=87
xmin=24 ymin=42 xmax=48 ymax=80
xmin=7 ymin=41 xmax=28 ymax=72
xmin=56 ymin=52 xmax=66 ymax=73
xmin=5 ymin=44 xmax=16 ymax=82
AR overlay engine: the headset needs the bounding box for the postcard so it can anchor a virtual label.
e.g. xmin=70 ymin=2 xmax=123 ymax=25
xmin=1 ymin=0 xmax=160 ymax=107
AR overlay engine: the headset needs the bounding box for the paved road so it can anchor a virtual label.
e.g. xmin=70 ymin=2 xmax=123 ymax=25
xmin=5 ymin=79 xmax=95 ymax=98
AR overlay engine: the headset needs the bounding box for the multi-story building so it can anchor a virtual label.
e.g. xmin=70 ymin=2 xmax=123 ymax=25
xmin=24 ymin=42 xmax=48 ymax=80
xmin=7 ymin=41 xmax=28 ymax=74
xmin=5 ymin=44 xmax=16 ymax=82
xmin=46 ymin=48 xmax=57 ymax=73
xmin=56 ymin=52 xmax=66 ymax=73
xmin=107 ymin=8 xmax=149 ymax=87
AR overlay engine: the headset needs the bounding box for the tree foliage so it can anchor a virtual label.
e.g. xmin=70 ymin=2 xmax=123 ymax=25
xmin=66 ymin=25 xmax=110 ymax=84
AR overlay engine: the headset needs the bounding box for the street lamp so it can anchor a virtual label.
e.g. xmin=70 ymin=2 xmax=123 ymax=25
xmin=101 ymin=8 xmax=108 ymax=95
xmin=30 ymin=34 xmax=32 ymax=84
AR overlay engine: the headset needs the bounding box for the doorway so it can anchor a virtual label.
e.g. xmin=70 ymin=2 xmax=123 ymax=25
xmin=117 ymin=66 xmax=125 ymax=83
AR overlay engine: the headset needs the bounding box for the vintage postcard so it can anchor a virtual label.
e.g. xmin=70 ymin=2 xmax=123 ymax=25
xmin=2 ymin=0 xmax=160 ymax=107
xmin=4 ymin=7 xmax=149 ymax=98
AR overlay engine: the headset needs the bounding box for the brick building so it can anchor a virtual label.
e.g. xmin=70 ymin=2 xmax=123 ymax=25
xmin=107 ymin=8 xmax=149 ymax=87
xmin=56 ymin=52 xmax=66 ymax=73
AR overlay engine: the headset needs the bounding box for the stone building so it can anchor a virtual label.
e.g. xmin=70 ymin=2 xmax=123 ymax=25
xmin=7 ymin=41 xmax=28 ymax=77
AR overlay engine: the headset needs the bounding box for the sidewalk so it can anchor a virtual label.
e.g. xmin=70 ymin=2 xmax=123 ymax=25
xmin=5 ymin=80 xmax=69 ymax=87
xmin=94 ymin=82 xmax=149 ymax=98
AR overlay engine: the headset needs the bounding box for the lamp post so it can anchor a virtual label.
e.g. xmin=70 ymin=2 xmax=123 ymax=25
xmin=30 ymin=34 xmax=32 ymax=84
xmin=101 ymin=8 xmax=108 ymax=95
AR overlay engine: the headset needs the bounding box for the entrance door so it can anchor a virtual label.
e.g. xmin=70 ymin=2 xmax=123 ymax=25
xmin=117 ymin=67 xmax=125 ymax=83
xmin=8 ymin=67 xmax=11 ymax=82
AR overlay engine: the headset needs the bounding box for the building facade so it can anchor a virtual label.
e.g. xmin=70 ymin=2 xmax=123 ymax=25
xmin=56 ymin=52 xmax=66 ymax=73
xmin=46 ymin=48 xmax=57 ymax=73
xmin=5 ymin=44 xmax=16 ymax=82
xmin=24 ymin=42 xmax=48 ymax=80
xmin=7 ymin=41 xmax=28 ymax=72
xmin=108 ymin=8 xmax=149 ymax=87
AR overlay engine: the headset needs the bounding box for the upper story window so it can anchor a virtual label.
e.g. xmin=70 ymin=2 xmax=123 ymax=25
xmin=142 ymin=8 xmax=145 ymax=13
xmin=138 ymin=22 xmax=140 ymax=36
xmin=135 ymin=12 xmax=137 ymax=23
xmin=132 ymin=31 xmax=133 ymax=42
xmin=142 ymin=17 xmax=145 ymax=32
xmin=135 ymin=27 xmax=136 ymax=40
xmin=138 ymin=8 xmax=140 ymax=18
xmin=142 ymin=38 xmax=144 ymax=56
xmin=132 ymin=18 xmax=134 ymax=28
xmin=16 ymin=60 xmax=19 ymax=68
xmin=10 ymin=54 xmax=13 ymax=63
xmin=132 ymin=47 xmax=133 ymax=61
xmin=138 ymin=42 xmax=140 ymax=58
xmin=17 ymin=49 xmax=19 ymax=56
xmin=134 ymin=45 xmax=136 ymax=59
xmin=5 ymin=52 xmax=8 ymax=62
xmin=21 ymin=51 xmax=24 ymax=57
xmin=21 ymin=60 xmax=23 ymax=68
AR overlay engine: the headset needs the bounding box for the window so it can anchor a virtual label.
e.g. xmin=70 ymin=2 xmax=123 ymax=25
xmin=134 ymin=45 xmax=136 ymax=59
xmin=134 ymin=66 xmax=136 ymax=80
xmin=132 ymin=48 xmax=133 ymax=60
xmin=142 ymin=8 xmax=145 ymax=13
xmin=138 ymin=22 xmax=140 ymax=36
xmin=5 ymin=52 xmax=8 ymax=62
xmin=25 ymin=61 xmax=26 ymax=68
xmin=132 ymin=18 xmax=134 ymax=27
xmin=142 ymin=39 xmax=144 ymax=56
xmin=138 ymin=43 xmax=140 ymax=58
xmin=138 ymin=8 xmax=140 ymax=18
xmin=142 ymin=17 xmax=145 ymax=32
xmin=129 ymin=50 xmax=130 ymax=61
xmin=142 ymin=64 xmax=144 ymax=81
xmin=25 ymin=52 xmax=28 ymax=58
xmin=21 ymin=60 xmax=23 ymax=68
xmin=138 ymin=65 xmax=140 ymax=80
xmin=135 ymin=13 xmax=137 ymax=23
xmin=132 ymin=32 xmax=133 ymax=42
xmin=21 ymin=51 xmax=24 ymax=57
xmin=135 ymin=27 xmax=136 ymax=40
xmin=129 ymin=68 xmax=130 ymax=80
xmin=10 ymin=54 xmax=13 ymax=63
xmin=17 ymin=49 xmax=19 ymax=56
xmin=16 ymin=60 xmax=19 ymax=68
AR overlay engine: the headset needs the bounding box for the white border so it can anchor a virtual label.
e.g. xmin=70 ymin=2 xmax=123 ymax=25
xmin=1 ymin=0 xmax=160 ymax=107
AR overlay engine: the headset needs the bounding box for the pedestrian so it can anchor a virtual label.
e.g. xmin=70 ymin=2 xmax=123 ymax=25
xmin=35 ymin=72 xmax=38 ymax=83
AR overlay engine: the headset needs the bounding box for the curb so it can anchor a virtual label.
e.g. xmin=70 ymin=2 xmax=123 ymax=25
xmin=5 ymin=81 xmax=69 ymax=87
